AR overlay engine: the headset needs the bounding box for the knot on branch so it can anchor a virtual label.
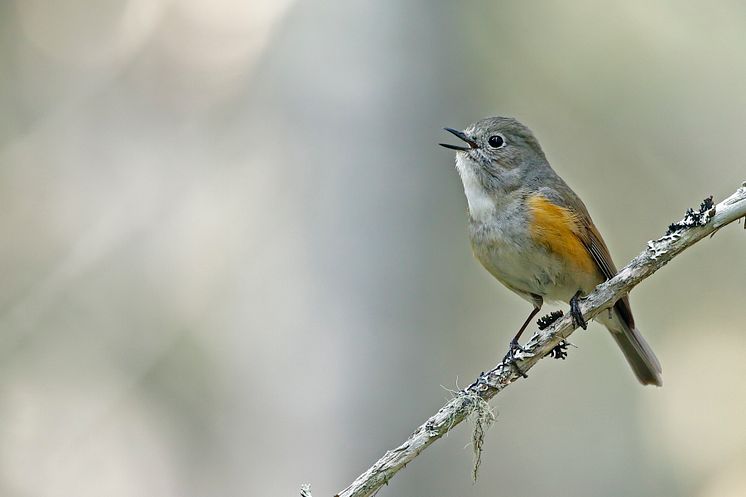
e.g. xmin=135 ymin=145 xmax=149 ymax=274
xmin=545 ymin=340 xmax=571 ymax=360
xmin=666 ymin=195 xmax=715 ymax=235
xmin=536 ymin=310 xmax=564 ymax=330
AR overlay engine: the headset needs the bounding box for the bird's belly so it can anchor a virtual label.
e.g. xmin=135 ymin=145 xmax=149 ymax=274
xmin=471 ymin=227 xmax=596 ymax=304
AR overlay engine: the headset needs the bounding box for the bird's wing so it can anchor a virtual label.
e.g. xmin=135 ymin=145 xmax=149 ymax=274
xmin=563 ymin=192 xmax=636 ymax=329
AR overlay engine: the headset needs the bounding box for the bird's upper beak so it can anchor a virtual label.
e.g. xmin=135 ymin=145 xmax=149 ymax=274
xmin=439 ymin=128 xmax=478 ymax=151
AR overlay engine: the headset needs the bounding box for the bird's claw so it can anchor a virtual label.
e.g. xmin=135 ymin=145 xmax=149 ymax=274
xmin=570 ymin=292 xmax=587 ymax=330
xmin=503 ymin=339 xmax=528 ymax=378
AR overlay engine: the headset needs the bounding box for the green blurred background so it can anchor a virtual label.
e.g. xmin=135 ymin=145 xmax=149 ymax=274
xmin=1 ymin=1 xmax=745 ymax=496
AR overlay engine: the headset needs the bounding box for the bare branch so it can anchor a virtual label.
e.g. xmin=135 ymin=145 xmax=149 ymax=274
xmin=329 ymin=183 xmax=746 ymax=497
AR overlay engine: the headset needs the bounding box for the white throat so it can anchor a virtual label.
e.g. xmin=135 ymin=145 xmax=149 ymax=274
xmin=455 ymin=154 xmax=495 ymax=222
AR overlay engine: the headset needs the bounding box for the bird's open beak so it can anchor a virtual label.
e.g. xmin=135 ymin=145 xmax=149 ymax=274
xmin=439 ymin=128 xmax=478 ymax=151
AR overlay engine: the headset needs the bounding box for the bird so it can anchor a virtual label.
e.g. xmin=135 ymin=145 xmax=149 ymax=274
xmin=440 ymin=116 xmax=662 ymax=386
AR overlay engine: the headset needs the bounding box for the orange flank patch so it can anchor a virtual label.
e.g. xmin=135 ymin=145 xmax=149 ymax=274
xmin=527 ymin=195 xmax=596 ymax=274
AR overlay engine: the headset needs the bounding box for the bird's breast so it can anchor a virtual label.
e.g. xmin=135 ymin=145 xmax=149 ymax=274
xmin=468 ymin=194 xmax=600 ymax=302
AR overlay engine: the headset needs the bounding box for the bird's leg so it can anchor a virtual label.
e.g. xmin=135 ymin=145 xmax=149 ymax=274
xmin=510 ymin=306 xmax=541 ymax=348
xmin=570 ymin=291 xmax=587 ymax=330
xmin=503 ymin=304 xmax=541 ymax=378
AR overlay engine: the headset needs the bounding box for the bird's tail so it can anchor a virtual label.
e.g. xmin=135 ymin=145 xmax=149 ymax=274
xmin=600 ymin=308 xmax=662 ymax=386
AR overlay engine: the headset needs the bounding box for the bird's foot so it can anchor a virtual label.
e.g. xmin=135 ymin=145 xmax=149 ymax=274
xmin=570 ymin=292 xmax=587 ymax=330
xmin=503 ymin=339 xmax=528 ymax=378
xmin=536 ymin=310 xmax=564 ymax=330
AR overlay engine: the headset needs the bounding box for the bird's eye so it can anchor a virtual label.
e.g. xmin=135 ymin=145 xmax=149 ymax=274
xmin=488 ymin=134 xmax=505 ymax=148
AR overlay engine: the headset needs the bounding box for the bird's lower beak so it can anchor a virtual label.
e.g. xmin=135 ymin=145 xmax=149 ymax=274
xmin=439 ymin=128 xmax=478 ymax=151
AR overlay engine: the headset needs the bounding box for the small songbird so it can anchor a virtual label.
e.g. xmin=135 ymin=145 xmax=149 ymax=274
xmin=440 ymin=117 xmax=662 ymax=386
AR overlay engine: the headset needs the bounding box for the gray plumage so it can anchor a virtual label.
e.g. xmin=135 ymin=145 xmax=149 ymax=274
xmin=444 ymin=117 xmax=662 ymax=386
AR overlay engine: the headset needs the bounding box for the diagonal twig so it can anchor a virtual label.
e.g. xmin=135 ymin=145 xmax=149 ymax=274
xmin=326 ymin=183 xmax=746 ymax=497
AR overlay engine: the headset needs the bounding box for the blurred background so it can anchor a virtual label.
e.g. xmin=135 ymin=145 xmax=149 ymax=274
xmin=1 ymin=1 xmax=745 ymax=496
